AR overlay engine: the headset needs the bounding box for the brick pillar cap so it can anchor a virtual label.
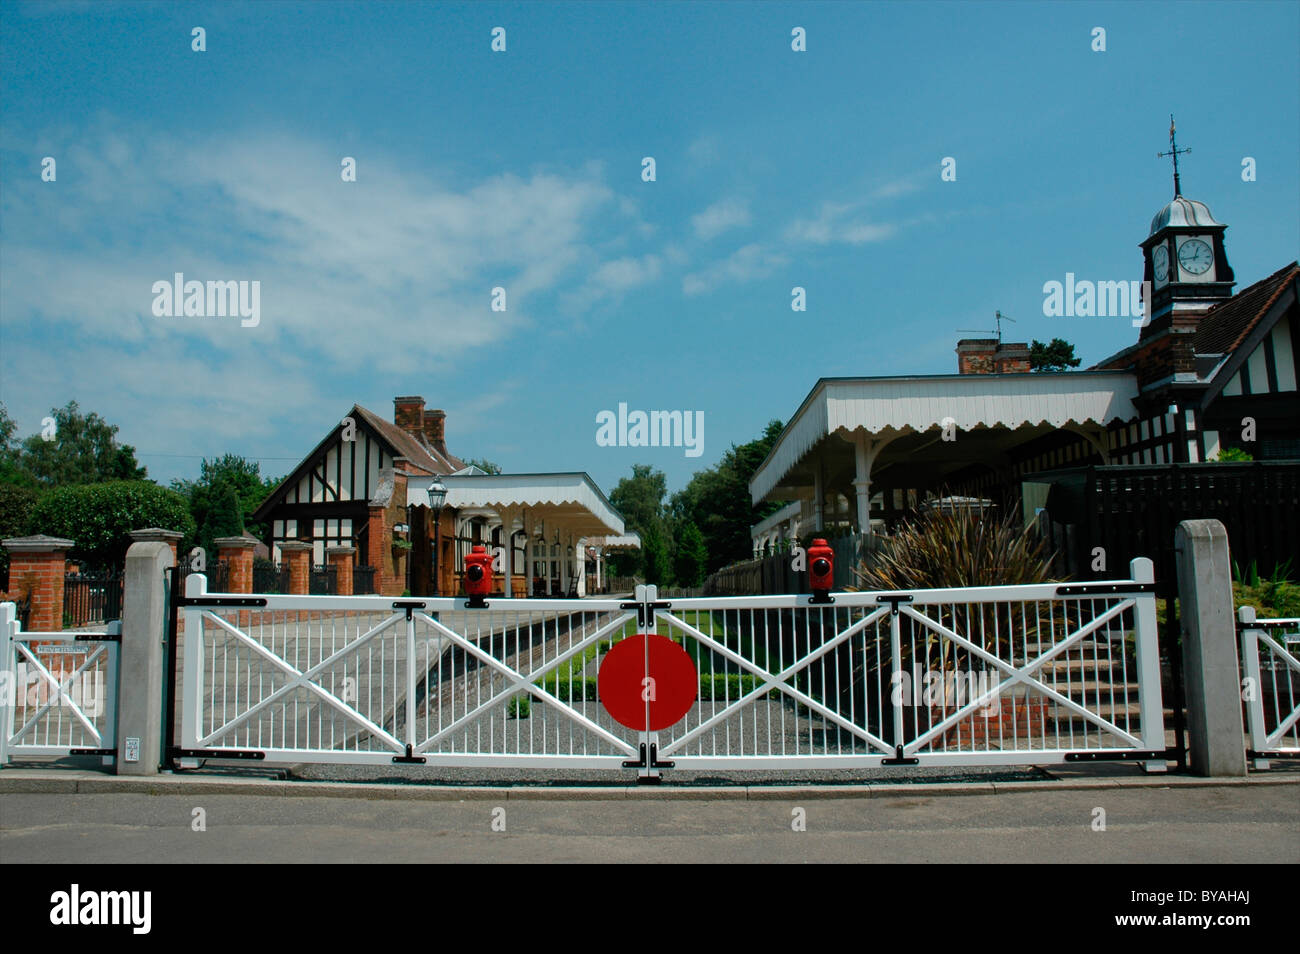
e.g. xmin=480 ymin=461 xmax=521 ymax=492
xmin=214 ymin=536 xmax=259 ymax=550
xmin=130 ymin=528 xmax=184 ymax=543
xmin=326 ymin=546 xmax=357 ymax=556
xmin=279 ymin=541 xmax=313 ymax=552
xmin=2 ymin=534 xmax=75 ymax=552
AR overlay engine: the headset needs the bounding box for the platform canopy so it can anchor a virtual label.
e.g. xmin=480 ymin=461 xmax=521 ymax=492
xmin=406 ymin=472 xmax=625 ymax=538
xmin=749 ymin=372 xmax=1140 ymax=533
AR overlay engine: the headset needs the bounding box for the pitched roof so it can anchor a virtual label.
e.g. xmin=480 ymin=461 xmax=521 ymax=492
xmin=351 ymin=404 xmax=465 ymax=474
xmin=1195 ymin=261 xmax=1299 ymax=356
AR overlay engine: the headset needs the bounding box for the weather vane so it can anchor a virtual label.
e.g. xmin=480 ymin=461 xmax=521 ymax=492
xmin=1158 ymin=114 xmax=1191 ymax=198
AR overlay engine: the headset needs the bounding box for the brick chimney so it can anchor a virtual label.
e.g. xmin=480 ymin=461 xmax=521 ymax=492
xmin=957 ymin=339 xmax=1031 ymax=374
xmin=423 ymin=408 xmax=448 ymax=458
xmin=394 ymin=396 xmax=425 ymax=436
xmin=994 ymin=342 xmax=1031 ymax=373
xmin=957 ymin=339 xmax=998 ymax=374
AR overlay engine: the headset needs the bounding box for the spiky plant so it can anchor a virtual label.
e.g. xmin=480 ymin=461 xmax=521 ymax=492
xmin=853 ymin=504 xmax=1056 ymax=592
xmin=849 ymin=505 xmax=1062 ymax=686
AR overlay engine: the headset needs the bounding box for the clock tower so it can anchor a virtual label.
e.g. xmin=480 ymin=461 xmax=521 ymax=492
xmin=1138 ymin=116 xmax=1235 ymax=340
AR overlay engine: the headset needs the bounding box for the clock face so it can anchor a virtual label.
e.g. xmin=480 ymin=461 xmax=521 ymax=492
xmin=1177 ymin=238 xmax=1214 ymax=276
xmin=1153 ymin=245 xmax=1170 ymax=282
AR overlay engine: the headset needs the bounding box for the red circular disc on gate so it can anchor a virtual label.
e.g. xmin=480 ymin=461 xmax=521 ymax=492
xmin=598 ymin=633 xmax=698 ymax=731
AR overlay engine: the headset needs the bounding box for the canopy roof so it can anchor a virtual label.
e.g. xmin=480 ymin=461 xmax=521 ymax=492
xmin=750 ymin=372 xmax=1139 ymax=504
xmin=406 ymin=472 xmax=625 ymax=538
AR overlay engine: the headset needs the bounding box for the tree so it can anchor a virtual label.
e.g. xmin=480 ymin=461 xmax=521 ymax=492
xmin=0 ymin=483 xmax=39 ymax=585
xmin=16 ymin=401 xmax=146 ymax=487
xmin=672 ymin=521 xmax=707 ymax=587
xmin=464 ymin=457 xmax=502 ymax=474
xmin=670 ymin=420 xmax=785 ymax=573
xmin=1029 ymin=338 xmax=1082 ymax=372
xmin=640 ymin=519 xmax=672 ymax=587
xmin=609 ymin=464 xmax=671 ymax=580
xmin=171 ymin=455 xmax=280 ymax=549
xmin=27 ymin=481 xmax=194 ymax=568
xmin=198 ymin=484 xmax=245 ymax=559
xmin=0 ymin=403 xmax=31 ymax=488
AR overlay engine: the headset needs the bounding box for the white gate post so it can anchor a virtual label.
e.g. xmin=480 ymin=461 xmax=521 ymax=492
xmin=1175 ymin=519 xmax=1247 ymax=776
xmin=116 ymin=540 xmax=173 ymax=775
xmin=0 ymin=601 xmax=16 ymax=767
xmin=1237 ymin=606 xmax=1270 ymax=770
xmin=1130 ymin=557 xmax=1167 ymax=773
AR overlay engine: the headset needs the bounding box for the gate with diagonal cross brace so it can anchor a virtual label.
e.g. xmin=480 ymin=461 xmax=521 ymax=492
xmin=165 ymin=558 xmax=1168 ymax=778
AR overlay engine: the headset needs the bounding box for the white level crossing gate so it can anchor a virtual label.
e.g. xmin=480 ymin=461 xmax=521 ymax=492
xmin=171 ymin=558 xmax=1168 ymax=778
xmin=1 ymin=602 xmax=120 ymax=766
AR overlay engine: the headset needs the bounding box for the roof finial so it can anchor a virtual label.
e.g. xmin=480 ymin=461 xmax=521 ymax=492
xmin=1157 ymin=114 xmax=1190 ymax=199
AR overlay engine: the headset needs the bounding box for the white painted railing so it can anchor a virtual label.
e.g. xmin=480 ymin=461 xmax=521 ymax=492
xmin=0 ymin=601 xmax=120 ymax=766
xmin=1238 ymin=607 xmax=1300 ymax=768
xmin=176 ymin=558 xmax=1166 ymax=776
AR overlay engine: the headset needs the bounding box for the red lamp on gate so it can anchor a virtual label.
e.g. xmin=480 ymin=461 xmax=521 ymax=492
xmin=464 ymin=544 xmax=492 ymax=608
xmin=808 ymin=537 xmax=834 ymax=604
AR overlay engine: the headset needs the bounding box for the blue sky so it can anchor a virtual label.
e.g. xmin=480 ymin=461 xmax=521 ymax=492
xmin=2 ymin=0 xmax=1297 ymax=498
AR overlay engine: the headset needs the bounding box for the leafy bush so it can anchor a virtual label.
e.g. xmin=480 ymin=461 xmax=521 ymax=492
xmin=1233 ymin=559 xmax=1299 ymax=619
xmin=0 ymin=483 xmax=39 ymax=583
xmin=27 ymin=480 xmax=194 ymax=568
xmin=1211 ymin=446 xmax=1253 ymax=462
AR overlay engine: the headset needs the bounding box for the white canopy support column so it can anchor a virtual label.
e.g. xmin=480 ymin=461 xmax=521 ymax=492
xmin=851 ymin=432 xmax=896 ymax=536
xmin=558 ymin=527 xmax=571 ymax=594
xmin=522 ymin=510 xmax=535 ymax=596
xmin=814 ymin=461 xmax=825 ymax=532
xmin=496 ymin=505 xmax=520 ymax=597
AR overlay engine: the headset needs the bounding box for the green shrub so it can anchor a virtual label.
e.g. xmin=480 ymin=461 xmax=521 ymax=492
xmin=27 ymin=480 xmax=194 ymax=568
xmin=1211 ymin=446 xmax=1253 ymax=462
xmin=0 ymin=483 xmax=39 ymax=582
xmin=507 ymin=695 xmax=531 ymax=719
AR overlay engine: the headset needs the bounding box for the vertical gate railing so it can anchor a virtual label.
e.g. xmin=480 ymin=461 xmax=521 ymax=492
xmin=1238 ymin=607 xmax=1300 ymax=768
xmin=1 ymin=601 xmax=120 ymax=766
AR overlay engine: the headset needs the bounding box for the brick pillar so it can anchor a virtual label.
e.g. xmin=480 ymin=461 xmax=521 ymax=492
xmin=129 ymin=528 xmax=183 ymax=566
xmin=215 ymin=536 xmax=257 ymax=593
xmin=280 ymin=542 xmax=313 ymax=595
xmin=2 ymin=535 xmax=74 ymax=632
xmin=327 ymin=546 xmax=355 ymax=596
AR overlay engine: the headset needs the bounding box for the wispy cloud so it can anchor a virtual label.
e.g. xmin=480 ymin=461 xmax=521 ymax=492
xmin=563 ymin=253 xmax=663 ymax=311
xmin=691 ymin=198 xmax=751 ymax=240
xmin=682 ymin=243 xmax=787 ymax=296
xmin=785 ymin=201 xmax=897 ymax=246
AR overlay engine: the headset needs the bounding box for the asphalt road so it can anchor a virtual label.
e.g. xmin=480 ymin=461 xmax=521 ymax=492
xmin=2 ymin=783 xmax=1296 ymax=863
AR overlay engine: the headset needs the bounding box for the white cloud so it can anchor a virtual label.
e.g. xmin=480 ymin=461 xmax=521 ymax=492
xmin=785 ymin=201 xmax=896 ymax=245
xmin=682 ymin=244 xmax=787 ymax=296
xmin=691 ymin=198 xmax=751 ymax=240
xmin=563 ymin=254 xmax=662 ymax=311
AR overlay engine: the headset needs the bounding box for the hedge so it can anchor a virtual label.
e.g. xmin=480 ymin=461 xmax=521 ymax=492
xmin=27 ymin=480 xmax=195 ymax=568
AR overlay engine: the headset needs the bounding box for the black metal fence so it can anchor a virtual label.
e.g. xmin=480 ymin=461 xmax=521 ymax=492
xmin=175 ymin=561 xmax=230 ymax=592
xmin=310 ymin=564 xmax=338 ymax=595
xmin=252 ymin=560 xmax=289 ymax=594
xmin=63 ymin=570 xmax=124 ymax=626
xmin=704 ymin=533 xmax=888 ymax=596
xmin=354 ymin=565 xmax=377 ymax=595
xmin=1042 ymin=461 xmax=1300 ymax=595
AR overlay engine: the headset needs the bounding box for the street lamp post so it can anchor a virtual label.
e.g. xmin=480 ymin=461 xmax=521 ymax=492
xmin=429 ymin=477 xmax=447 ymax=596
